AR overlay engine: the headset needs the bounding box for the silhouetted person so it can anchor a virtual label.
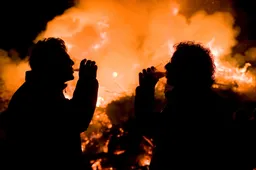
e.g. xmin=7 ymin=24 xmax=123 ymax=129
xmin=4 ymin=38 xmax=98 ymax=169
xmin=135 ymin=42 xmax=235 ymax=170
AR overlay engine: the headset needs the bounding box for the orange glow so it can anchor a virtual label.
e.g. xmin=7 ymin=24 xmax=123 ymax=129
xmin=35 ymin=1 xmax=254 ymax=108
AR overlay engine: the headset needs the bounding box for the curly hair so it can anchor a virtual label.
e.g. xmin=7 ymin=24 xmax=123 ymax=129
xmin=29 ymin=37 xmax=67 ymax=71
xmin=167 ymin=41 xmax=215 ymax=87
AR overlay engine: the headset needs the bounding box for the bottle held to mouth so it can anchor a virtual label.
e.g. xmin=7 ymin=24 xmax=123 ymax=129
xmin=154 ymin=71 xmax=166 ymax=79
xmin=153 ymin=61 xmax=167 ymax=79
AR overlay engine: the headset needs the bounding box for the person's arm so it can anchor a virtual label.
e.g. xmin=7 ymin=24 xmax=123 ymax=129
xmin=135 ymin=85 xmax=159 ymax=139
xmin=134 ymin=67 xmax=161 ymax=139
xmin=71 ymin=59 xmax=99 ymax=132
xmin=134 ymin=85 xmax=155 ymax=124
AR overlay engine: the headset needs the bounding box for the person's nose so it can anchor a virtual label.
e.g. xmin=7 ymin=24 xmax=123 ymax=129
xmin=70 ymin=59 xmax=74 ymax=66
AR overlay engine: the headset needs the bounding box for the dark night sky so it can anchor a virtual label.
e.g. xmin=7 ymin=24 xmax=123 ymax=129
xmin=0 ymin=0 xmax=74 ymax=56
xmin=0 ymin=0 xmax=254 ymax=57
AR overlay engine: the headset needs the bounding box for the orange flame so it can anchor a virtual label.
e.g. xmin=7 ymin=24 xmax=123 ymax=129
xmin=35 ymin=1 xmax=254 ymax=109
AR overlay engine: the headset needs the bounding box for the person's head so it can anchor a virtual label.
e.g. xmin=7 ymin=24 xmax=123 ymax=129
xmin=29 ymin=37 xmax=74 ymax=83
xmin=165 ymin=41 xmax=215 ymax=89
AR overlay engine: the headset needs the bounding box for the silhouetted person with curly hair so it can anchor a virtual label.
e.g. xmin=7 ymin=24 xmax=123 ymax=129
xmin=135 ymin=41 xmax=235 ymax=170
xmin=4 ymin=38 xmax=99 ymax=170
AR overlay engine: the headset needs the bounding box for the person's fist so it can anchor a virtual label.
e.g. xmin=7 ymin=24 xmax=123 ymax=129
xmin=139 ymin=66 xmax=163 ymax=89
xmin=79 ymin=59 xmax=97 ymax=80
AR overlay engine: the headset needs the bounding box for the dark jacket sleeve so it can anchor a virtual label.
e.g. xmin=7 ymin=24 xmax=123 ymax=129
xmin=134 ymin=86 xmax=158 ymax=138
xmin=71 ymin=78 xmax=99 ymax=132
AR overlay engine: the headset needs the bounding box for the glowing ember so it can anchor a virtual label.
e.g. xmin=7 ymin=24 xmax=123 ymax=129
xmin=91 ymin=159 xmax=102 ymax=170
xmin=139 ymin=155 xmax=151 ymax=166
xmin=96 ymin=96 xmax=104 ymax=107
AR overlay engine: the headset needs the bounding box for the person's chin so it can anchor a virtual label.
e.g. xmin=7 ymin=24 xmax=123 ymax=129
xmin=65 ymin=74 xmax=74 ymax=82
xmin=68 ymin=74 xmax=75 ymax=81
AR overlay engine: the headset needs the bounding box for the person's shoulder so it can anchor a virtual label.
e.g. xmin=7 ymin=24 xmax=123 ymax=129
xmin=12 ymin=83 xmax=29 ymax=97
xmin=211 ymin=90 xmax=237 ymax=120
xmin=8 ymin=83 xmax=31 ymax=108
xmin=211 ymin=89 xmax=237 ymax=104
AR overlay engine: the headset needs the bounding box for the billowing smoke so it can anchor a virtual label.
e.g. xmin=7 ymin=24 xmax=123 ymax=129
xmin=0 ymin=50 xmax=29 ymax=111
xmin=35 ymin=0 xmax=252 ymax=99
xmin=1 ymin=0 xmax=256 ymax=112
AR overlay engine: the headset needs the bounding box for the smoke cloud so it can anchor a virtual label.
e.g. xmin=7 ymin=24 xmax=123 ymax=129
xmin=1 ymin=0 xmax=256 ymax=111
xmin=0 ymin=50 xmax=29 ymax=111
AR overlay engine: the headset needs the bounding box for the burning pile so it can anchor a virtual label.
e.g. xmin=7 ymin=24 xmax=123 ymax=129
xmin=1 ymin=0 xmax=256 ymax=169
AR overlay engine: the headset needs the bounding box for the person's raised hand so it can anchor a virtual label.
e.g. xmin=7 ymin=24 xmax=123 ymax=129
xmin=79 ymin=59 xmax=97 ymax=80
xmin=139 ymin=66 xmax=160 ymax=89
